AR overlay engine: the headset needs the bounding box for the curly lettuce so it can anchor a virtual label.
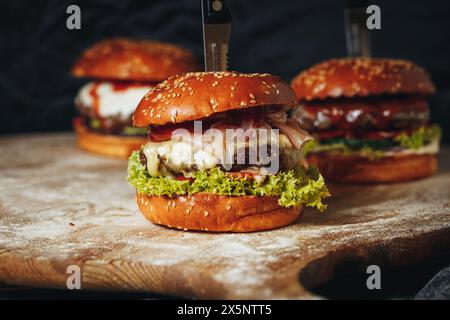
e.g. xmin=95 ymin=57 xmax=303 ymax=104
xmin=303 ymin=139 xmax=386 ymax=159
xmin=394 ymin=125 xmax=441 ymax=150
xmin=305 ymin=125 xmax=441 ymax=157
xmin=127 ymin=151 xmax=329 ymax=211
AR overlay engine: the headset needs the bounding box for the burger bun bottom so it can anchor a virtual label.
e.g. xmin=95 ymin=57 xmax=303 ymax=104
xmin=136 ymin=193 xmax=303 ymax=232
xmin=75 ymin=122 xmax=146 ymax=159
xmin=307 ymin=152 xmax=437 ymax=184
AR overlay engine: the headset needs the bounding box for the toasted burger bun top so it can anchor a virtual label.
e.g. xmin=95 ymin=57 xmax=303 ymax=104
xmin=133 ymin=71 xmax=297 ymax=127
xmin=291 ymin=58 xmax=435 ymax=101
xmin=72 ymin=38 xmax=198 ymax=82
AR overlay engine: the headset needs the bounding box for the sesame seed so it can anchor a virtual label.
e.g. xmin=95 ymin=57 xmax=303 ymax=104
xmin=226 ymin=205 xmax=232 ymax=211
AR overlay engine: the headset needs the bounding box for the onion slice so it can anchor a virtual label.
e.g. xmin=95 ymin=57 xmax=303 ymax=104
xmin=269 ymin=119 xmax=312 ymax=149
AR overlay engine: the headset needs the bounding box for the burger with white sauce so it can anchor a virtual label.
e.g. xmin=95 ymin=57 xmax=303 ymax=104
xmin=72 ymin=38 xmax=198 ymax=158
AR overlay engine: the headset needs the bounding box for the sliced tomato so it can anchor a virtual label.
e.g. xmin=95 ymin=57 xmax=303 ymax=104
xmin=72 ymin=117 xmax=82 ymax=127
xmin=316 ymin=130 xmax=346 ymax=140
xmin=361 ymin=130 xmax=399 ymax=140
xmin=316 ymin=128 xmax=418 ymax=141
xmin=226 ymin=171 xmax=258 ymax=180
xmin=149 ymin=122 xmax=195 ymax=142
xmin=148 ymin=118 xmax=228 ymax=142
xmin=359 ymin=128 xmax=417 ymax=140
xmin=174 ymin=175 xmax=194 ymax=182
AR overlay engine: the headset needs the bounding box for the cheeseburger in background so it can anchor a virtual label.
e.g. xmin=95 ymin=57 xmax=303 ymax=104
xmin=127 ymin=72 xmax=329 ymax=232
xmin=72 ymin=38 xmax=198 ymax=158
xmin=291 ymin=58 xmax=440 ymax=183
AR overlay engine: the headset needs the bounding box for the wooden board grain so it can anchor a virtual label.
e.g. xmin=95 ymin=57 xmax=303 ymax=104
xmin=0 ymin=133 xmax=449 ymax=299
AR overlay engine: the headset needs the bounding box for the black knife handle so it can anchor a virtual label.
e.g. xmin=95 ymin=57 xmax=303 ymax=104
xmin=201 ymin=0 xmax=231 ymax=24
xmin=344 ymin=0 xmax=371 ymax=57
xmin=345 ymin=0 xmax=369 ymax=9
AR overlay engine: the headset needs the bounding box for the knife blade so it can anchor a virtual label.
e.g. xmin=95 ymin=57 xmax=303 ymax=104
xmin=344 ymin=0 xmax=371 ymax=57
xmin=201 ymin=0 xmax=232 ymax=71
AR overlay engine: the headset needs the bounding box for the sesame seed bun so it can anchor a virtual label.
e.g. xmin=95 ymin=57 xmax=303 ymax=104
xmin=133 ymin=72 xmax=297 ymax=127
xmin=72 ymin=38 xmax=199 ymax=82
xmin=291 ymin=58 xmax=435 ymax=101
xmin=74 ymin=121 xmax=146 ymax=159
xmin=136 ymin=193 xmax=303 ymax=232
xmin=307 ymin=152 xmax=437 ymax=184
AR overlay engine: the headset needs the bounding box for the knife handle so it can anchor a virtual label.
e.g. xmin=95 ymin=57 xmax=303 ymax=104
xmin=344 ymin=0 xmax=371 ymax=57
xmin=201 ymin=0 xmax=231 ymax=24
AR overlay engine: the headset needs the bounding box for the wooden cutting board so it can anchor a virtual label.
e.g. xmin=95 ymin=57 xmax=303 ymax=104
xmin=0 ymin=133 xmax=449 ymax=299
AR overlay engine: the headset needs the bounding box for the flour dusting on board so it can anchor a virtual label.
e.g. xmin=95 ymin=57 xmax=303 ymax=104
xmin=1 ymin=134 xmax=450 ymax=299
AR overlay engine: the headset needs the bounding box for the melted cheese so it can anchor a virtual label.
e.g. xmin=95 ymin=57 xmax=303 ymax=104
xmin=142 ymin=131 xmax=295 ymax=177
xmin=142 ymin=140 xmax=220 ymax=177
xmin=142 ymin=142 xmax=160 ymax=177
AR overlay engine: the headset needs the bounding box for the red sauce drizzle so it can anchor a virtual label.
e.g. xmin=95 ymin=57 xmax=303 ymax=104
xmin=88 ymin=82 xmax=101 ymax=116
xmin=110 ymin=80 xmax=155 ymax=92
xmin=87 ymin=81 xmax=155 ymax=116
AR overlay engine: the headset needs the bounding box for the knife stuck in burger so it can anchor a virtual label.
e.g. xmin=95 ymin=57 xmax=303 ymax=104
xmin=291 ymin=58 xmax=441 ymax=183
xmin=127 ymin=72 xmax=329 ymax=232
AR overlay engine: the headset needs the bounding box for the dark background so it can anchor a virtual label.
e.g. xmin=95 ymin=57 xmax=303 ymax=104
xmin=1 ymin=0 xmax=449 ymax=142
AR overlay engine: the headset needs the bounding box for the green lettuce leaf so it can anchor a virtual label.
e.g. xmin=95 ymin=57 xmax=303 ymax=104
xmin=305 ymin=125 xmax=441 ymax=157
xmin=122 ymin=126 xmax=148 ymax=136
xmin=89 ymin=118 xmax=102 ymax=130
xmin=303 ymin=139 xmax=385 ymax=159
xmin=394 ymin=125 xmax=441 ymax=150
xmin=127 ymin=151 xmax=190 ymax=196
xmin=127 ymin=151 xmax=329 ymax=211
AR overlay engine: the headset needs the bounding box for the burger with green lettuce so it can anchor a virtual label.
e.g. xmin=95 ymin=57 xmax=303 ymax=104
xmin=291 ymin=58 xmax=440 ymax=183
xmin=128 ymin=72 xmax=329 ymax=232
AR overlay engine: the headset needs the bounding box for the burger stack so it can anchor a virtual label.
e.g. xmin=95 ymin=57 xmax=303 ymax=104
xmin=72 ymin=38 xmax=198 ymax=158
xmin=291 ymin=58 xmax=440 ymax=183
xmin=127 ymin=72 xmax=330 ymax=232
